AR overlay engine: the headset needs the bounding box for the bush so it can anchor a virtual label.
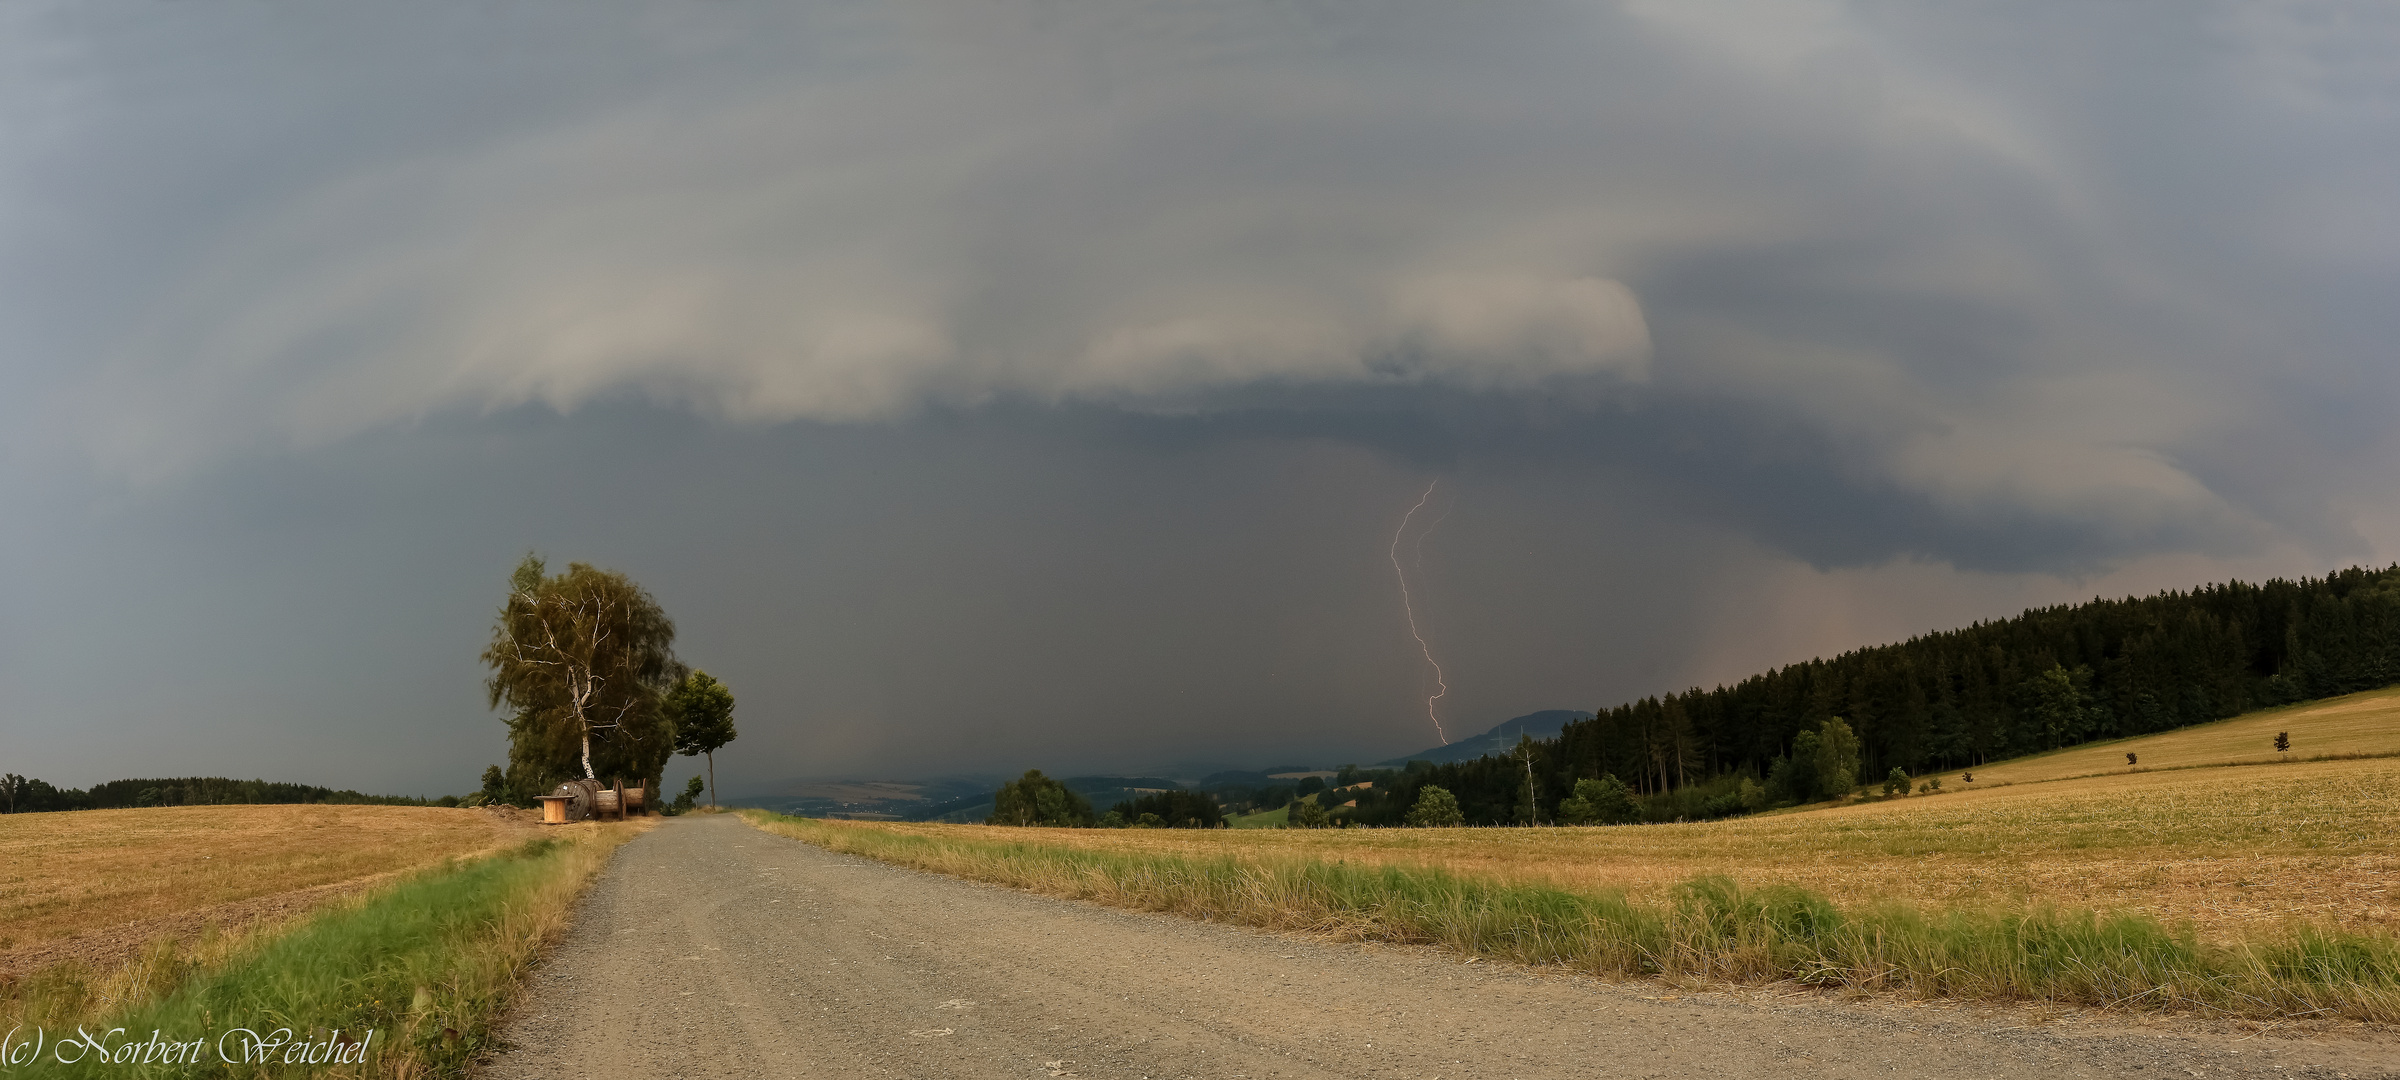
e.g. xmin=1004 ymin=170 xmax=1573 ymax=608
xmin=1883 ymin=767 xmax=1911 ymax=797
xmin=989 ymin=769 xmax=1097 ymax=827
xmin=1286 ymin=798 xmax=1331 ymax=829
xmin=1556 ymin=776 xmax=1639 ymax=826
xmin=1404 ymin=785 xmax=1465 ymax=827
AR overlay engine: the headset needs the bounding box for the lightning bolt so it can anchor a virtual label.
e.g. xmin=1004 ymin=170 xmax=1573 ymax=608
xmin=1390 ymin=480 xmax=1450 ymax=745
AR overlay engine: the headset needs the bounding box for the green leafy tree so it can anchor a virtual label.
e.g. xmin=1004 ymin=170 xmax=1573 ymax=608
xmin=1404 ymin=784 xmax=1465 ymax=827
xmin=666 ymin=670 xmax=739 ymax=808
xmin=988 ymin=770 xmax=1095 ymax=827
xmin=1815 ymin=717 xmax=1861 ymax=799
xmin=1882 ymin=766 xmax=1910 ymax=797
xmin=1556 ymin=776 xmax=1638 ymax=825
xmin=1098 ymin=809 xmax=1128 ymax=828
xmin=484 ymin=555 xmax=682 ymax=793
xmin=2028 ymin=664 xmax=2096 ymax=749
xmin=1286 ymin=797 xmax=1330 ymax=828
xmin=1769 ymin=730 xmax=1822 ymax=804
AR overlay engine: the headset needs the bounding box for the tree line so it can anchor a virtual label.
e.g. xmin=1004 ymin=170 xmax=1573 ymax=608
xmin=0 ymin=774 xmax=446 ymax=814
xmin=1343 ymin=564 xmax=2400 ymax=826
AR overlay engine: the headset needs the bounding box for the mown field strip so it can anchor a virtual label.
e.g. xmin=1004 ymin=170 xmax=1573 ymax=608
xmin=0 ymin=805 xmax=522 ymax=958
xmin=773 ymin=759 xmax=2400 ymax=937
xmin=1924 ymin=684 xmax=2400 ymax=789
xmin=6 ymin=819 xmax=645 ymax=1079
xmin=749 ymin=809 xmax=2400 ymax=1022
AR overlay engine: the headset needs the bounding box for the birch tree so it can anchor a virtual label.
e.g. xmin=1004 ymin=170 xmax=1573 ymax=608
xmin=484 ymin=555 xmax=682 ymax=791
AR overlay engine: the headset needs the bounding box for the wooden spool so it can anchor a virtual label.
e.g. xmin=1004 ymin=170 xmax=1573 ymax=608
xmin=535 ymin=795 xmax=572 ymax=825
xmin=623 ymin=784 xmax=647 ymax=815
xmin=595 ymin=786 xmax=621 ymax=820
xmin=550 ymin=780 xmax=603 ymax=822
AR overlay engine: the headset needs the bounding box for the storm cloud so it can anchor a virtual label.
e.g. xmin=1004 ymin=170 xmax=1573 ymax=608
xmin=3 ymin=1 xmax=2395 ymax=793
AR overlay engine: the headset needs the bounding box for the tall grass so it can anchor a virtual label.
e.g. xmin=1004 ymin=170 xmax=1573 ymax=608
xmin=746 ymin=812 xmax=2400 ymax=1022
xmin=6 ymin=823 xmax=638 ymax=1079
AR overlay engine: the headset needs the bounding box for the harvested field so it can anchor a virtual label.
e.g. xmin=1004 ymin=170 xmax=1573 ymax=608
xmin=848 ymin=756 xmax=2400 ymax=940
xmin=1927 ymin=684 xmax=2400 ymax=789
xmin=0 ymin=804 xmax=529 ymax=976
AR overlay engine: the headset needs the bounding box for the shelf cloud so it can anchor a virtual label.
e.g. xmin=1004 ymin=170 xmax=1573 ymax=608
xmin=3 ymin=0 xmax=2396 ymax=789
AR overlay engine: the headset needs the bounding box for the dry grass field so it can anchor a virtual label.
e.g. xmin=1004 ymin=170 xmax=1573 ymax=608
xmin=846 ymin=756 xmax=2400 ymax=941
xmin=1925 ymin=684 xmax=2400 ymax=789
xmin=0 ymin=804 xmax=525 ymax=967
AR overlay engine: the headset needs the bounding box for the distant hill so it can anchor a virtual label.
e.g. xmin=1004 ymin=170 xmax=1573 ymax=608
xmin=1376 ymin=710 xmax=1595 ymax=767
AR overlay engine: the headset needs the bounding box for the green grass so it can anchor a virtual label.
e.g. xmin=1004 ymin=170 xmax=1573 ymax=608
xmin=10 ymin=824 xmax=637 ymax=1078
xmin=1228 ymin=805 xmax=1289 ymax=829
xmin=745 ymin=811 xmax=2400 ymax=1022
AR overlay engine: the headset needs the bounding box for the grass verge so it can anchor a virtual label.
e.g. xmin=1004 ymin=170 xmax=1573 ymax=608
xmin=745 ymin=810 xmax=2400 ymax=1023
xmin=4 ymin=820 xmax=643 ymax=1078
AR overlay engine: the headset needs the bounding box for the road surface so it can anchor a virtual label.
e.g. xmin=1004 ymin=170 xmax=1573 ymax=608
xmin=483 ymin=815 xmax=2396 ymax=1079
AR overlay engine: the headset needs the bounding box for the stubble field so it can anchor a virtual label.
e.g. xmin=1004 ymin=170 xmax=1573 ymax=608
xmin=813 ymin=756 xmax=2400 ymax=940
xmin=1920 ymin=685 xmax=2400 ymax=789
xmin=0 ymin=803 xmax=526 ymax=972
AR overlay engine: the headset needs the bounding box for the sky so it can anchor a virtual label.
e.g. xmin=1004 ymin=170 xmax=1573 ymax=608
xmin=3 ymin=1 xmax=2397 ymax=797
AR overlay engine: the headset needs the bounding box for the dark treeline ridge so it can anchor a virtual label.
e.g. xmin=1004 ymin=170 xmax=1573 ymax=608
xmin=0 ymin=774 xmax=447 ymax=814
xmin=1338 ymin=564 xmax=2400 ymax=827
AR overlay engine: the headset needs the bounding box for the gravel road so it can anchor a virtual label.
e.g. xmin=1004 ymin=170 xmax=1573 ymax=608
xmin=482 ymin=815 xmax=2396 ymax=1079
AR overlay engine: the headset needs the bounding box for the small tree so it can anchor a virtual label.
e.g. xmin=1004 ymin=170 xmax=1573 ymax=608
xmin=2274 ymin=731 xmax=2291 ymax=754
xmin=2126 ymin=752 xmax=2137 ymax=766
xmin=1405 ymin=784 xmax=1465 ymax=827
xmin=670 ymin=775 xmax=703 ymax=814
xmin=666 ymin=671 xmax=739 ymax=808
xmin=1287 ymin=798 xmax=1330 ymax=828
xmin=1882 ymin=766 xmax=1910 ymax=798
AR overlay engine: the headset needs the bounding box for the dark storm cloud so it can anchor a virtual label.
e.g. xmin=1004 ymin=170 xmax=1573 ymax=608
xmin=3 ymin=1 xmax=2397 ymax=790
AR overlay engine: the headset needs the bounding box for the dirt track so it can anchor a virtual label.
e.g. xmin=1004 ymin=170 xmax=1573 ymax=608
xmin=482 ymin=815 xmax=2398 ymax=1079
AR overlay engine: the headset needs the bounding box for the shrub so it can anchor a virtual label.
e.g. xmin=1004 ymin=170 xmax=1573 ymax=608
xmin=1287 ymin=798 xmax=1330 ymax=829
xmin=1883 ymin=767 xmax=1911 ymax=798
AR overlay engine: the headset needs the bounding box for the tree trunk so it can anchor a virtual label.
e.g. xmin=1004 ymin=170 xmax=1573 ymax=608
xmin=580 ymin=729 xmax=595 ymax=781
xmin=707 ymin=751 xmax=717 ymax=808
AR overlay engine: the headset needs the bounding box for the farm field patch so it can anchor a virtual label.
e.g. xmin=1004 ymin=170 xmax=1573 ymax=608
xmin=0 ymin=804 xmax=523 ymax=964
xmin=850 ymin=757 xmax=2400 ymax=939
xmin=1925 ymin=684 xmax=2400 ymax=790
